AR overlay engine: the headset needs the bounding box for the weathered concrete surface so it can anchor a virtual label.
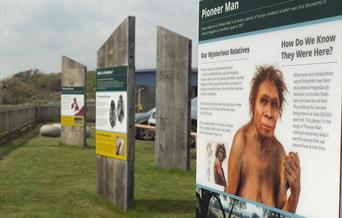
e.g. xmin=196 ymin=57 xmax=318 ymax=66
xmin=61 ymin=56 xmax=87 ymax=146
xmin=96 ymin=16 xmax=135 ymax=210
xmin=155 ymin=26 xmax=192 ymax=170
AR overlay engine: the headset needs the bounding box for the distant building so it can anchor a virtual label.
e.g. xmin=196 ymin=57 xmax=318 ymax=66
xmin=135 ymin=68 xmax=198 ymax=112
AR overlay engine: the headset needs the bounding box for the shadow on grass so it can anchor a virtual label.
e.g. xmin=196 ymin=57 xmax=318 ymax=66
xmin=135 ymin=199 xmax=195 ymax=214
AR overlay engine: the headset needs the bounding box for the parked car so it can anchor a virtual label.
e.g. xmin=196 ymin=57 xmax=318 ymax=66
xmin=135 ymin=108 xmax=155 ymax=140
xmin=148 ymin=97 xmax=197 ymax=131
xmin=135 ymin=97 xmax=198 ymax=144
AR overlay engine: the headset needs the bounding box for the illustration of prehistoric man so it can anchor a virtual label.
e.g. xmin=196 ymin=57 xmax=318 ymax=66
xmin=214 ymin=144 xmax=227 ymax=186
xmin=224 ymin=66 xmax=301 ymax=213
xmin=71 ymin=97 xmax=79 ymax=111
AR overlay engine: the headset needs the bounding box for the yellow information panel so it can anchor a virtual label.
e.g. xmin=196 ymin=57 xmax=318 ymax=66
xmin=96 ymin=130 xmax=127 ymax=160
xmin=61 ymin=116 xmax=84 ymax=127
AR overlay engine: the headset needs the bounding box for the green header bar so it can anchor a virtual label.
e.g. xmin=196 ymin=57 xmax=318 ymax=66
xmin=96 ymin=66 xmax=128 ymax=92
xmin=61 ymin=87 xmax=84 ymax=94
xmin=199 ymin=0 xmax=342 ymax=41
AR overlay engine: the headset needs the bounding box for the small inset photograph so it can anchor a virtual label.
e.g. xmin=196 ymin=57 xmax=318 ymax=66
xmin=214 ymin=144 xmax=227 ymax=187
xmin=115 ymin=136 xmax=125 ymax=156
xmin=204 ymin=142 xmax=228 ymax=187
xmin=117 ymin=95 xmax=125 ymax=123
xmin=109 ymin=100 xmax=116 ymax=128
xmin=74 ymin=117 xmax=83 ymax=124
xmin=71 ymin=97 xmax=79 ymax=112
xmin=196 ymin=188 xmax=292 ymax=218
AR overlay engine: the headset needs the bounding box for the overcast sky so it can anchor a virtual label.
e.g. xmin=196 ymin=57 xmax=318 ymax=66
xmin=0 ymin=0 xmax=199 ymax=79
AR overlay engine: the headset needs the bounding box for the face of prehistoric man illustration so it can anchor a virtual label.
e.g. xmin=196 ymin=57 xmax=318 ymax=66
xmin=253 ymin=80 xmax=280 ymax=139
xmin=217 ymin=148 xmax=224 ymax=162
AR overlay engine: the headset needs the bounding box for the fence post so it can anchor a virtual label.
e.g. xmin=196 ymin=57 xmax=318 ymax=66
xmin=7 ymin=109 xmax=11 ymax=139
xmin=35 ymin=103 xmax=40 ymax=123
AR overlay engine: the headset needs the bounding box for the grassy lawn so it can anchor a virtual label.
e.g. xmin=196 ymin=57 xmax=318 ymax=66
xmin=0 ymin=126 xmax=196 ymax=218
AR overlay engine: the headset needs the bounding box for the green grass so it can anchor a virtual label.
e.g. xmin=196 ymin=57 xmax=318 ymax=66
xmin=0 ymin=126 xmax=196 ymax=218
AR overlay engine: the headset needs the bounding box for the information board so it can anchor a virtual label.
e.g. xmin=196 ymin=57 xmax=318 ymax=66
xmin=61 ymin=87 xmax=85 ymax=127
xmin=96 ymin=66 xmax=128 ymax=160
xmin=196 ymin=0 xmax=341 ymax=217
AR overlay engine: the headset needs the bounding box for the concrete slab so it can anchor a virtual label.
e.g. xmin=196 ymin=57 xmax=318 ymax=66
xmin=155 ymin=26 xmax=192 ymax=170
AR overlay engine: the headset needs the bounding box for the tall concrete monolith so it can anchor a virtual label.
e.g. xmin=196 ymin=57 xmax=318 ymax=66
xmin=60 ymin=56 xmax=87 ymax=146
xmin=155 ymin=26 xmax=192 ymax=170
xmin=95 ymin=16 xmax=135 ymax=210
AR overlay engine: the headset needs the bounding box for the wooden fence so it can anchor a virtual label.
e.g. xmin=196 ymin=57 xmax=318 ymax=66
xmin=0 ymin=103 xmax=96 ymax=144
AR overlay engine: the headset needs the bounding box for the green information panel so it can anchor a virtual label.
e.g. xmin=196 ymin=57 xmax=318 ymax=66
xmin=61 ymin=87 xmax=84 ymax=94
xmin=96 ymin=66 xmax=127 ymax=92
xmin=199 ymin=0 xmax=341 ymax=41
